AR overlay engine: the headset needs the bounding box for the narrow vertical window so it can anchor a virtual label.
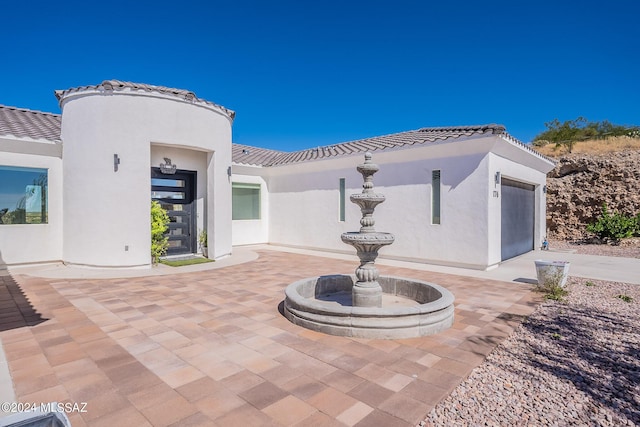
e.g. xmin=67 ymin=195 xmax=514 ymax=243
xmin=339 ymin=178 xmax=346 ymax=222
xmin=431 ymin=170 xmax=441 ymax=225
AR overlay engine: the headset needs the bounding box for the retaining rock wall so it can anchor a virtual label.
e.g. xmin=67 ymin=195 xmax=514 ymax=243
xmin=546 ymin=150 xmax=640 ymax=240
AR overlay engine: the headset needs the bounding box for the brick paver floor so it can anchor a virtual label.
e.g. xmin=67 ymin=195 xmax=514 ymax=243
xmin=0 ymin=250 xmax=541 ymax=426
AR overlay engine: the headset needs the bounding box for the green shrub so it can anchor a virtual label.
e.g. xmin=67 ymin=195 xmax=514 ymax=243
xmin=199 ymin=229 xmax=208 ymax=248
xmin=616 ymin=294 xmax=633 ymax=303
xmin=586 ymin=203 xmax=639 ymax=240
xmin=151 ymin=201 xmax=170 ymax=264
xmin=535 ymin=268 xmax=569 ymax=301
xmin=544 ymin=285 xmax=568 ymax=301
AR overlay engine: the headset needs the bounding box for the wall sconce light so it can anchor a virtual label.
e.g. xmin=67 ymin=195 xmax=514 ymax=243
xmin=543 ymin=185 xmax=547 ymax=194
xmin=494 ymin=171 xmax=501 ymax=185
xmin=114 ymin=154 xmax=120 ymax=172
xmin=227 ymin=166 xmax=232 ymax=177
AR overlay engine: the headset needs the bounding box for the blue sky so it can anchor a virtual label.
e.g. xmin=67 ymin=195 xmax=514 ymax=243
xmin=2 ymin=0 xmax=638 ymax=151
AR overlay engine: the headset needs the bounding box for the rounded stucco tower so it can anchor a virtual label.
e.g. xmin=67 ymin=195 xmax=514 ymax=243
xmin=56 ymin=80 xmax=234 ymax=268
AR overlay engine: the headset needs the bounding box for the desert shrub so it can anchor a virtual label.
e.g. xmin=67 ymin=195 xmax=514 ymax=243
xmin=151 ymin=201 xmax=170 ymax=264
xmin=616 ymin=294 xmax=633 ymax=303
xmin=533 ymin=118 xmax=639 ymax=153
xmin=535 ymin=266 xmax=569 ymax=301
xmin=586 ymin=203 xmax=639 ymax=240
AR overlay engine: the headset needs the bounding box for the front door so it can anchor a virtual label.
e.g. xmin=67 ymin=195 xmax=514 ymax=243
xmin=151 ymin=168 xmax=197 ymax=256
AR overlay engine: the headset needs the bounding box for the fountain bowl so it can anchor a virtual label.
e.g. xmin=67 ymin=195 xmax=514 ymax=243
xmin=283 ymin=274 xmax=455 ymax=339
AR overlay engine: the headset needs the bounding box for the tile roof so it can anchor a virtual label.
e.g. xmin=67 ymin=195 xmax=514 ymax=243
xmin=0 ymin=105 xmax=551 ymax=166
xmin=231 ymin=144 xmax=283 ymax=166
xmin=54 ymin=80 xmax=236 ymax=121
xmin=0 ymin=105 xmax=61 ymax=142
xmin=232 ymin=124 xmax=554 ymax=166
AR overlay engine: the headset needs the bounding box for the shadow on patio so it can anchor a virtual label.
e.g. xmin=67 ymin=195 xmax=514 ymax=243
xmin=0 ymin=253 xmax=47 ymax=332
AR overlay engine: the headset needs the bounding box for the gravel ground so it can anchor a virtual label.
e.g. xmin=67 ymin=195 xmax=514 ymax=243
xmin=422 ymin=247 xmax=640 ymax=426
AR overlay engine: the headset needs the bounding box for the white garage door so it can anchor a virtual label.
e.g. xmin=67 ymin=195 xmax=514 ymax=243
xmin=501 ymin=178 xmax=535 ymax=261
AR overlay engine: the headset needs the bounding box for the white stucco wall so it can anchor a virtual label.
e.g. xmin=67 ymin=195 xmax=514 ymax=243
xmin=0 ymin=138 xmax=63 ymax=266
xmin=231 ymin=171 xmax=269 ymax=245
xmin=267 ymin=138 xmax=505 ymax=269
xmin=59 ymin=89 xmax=232 ymax=267
xmin=267 ymin=156 xmax=363 ymax=254
xmin=264 ymin=136 xmax=554 ymax=269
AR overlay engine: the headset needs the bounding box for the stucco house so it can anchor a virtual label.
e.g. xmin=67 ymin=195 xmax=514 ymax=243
xmin=0 ymin=81 xmax=555 ymax=271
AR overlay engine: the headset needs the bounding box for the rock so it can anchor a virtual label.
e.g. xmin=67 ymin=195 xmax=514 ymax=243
xmin=546 ymin=150 xmax=640 ymax=240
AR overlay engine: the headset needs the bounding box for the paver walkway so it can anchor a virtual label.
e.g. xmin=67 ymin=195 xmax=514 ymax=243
xmin=0 ymin=250 xmax=541 ymax=426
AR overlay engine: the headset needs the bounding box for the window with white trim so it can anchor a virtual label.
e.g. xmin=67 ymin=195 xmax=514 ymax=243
xmin=232 ymin=183 xmax=261 ymax=220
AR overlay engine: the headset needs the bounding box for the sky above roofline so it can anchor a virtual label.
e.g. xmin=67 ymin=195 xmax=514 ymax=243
xmin=1 ymin=0 xmax=638 ymax=152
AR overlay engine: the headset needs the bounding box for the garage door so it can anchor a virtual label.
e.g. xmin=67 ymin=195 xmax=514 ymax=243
xmin=501 ymin=178 xmax=535 ymax=261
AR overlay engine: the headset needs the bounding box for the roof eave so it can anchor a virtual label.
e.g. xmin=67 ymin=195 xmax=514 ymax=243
xmin=497 ymin=133 xmax=557 ymax=166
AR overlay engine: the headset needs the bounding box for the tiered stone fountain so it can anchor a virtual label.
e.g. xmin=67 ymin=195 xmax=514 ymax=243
xmin=340 ymin=153 xmax=395 ymax=308
xmin=283 ymin=153 xmax=454 ymax=339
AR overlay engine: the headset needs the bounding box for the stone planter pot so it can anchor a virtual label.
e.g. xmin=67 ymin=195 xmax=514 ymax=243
xmin=201 ymin=247 xmax=208 ymax=258
xmin=534 ymin=260 xmax=570 ymax=288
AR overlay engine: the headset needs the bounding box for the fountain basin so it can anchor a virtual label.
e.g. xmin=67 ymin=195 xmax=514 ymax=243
xmin=283 ymin=275 xmax=455 ymax=339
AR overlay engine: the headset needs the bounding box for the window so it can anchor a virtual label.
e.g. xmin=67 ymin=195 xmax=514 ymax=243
xmin=151 ymin=178 xmax=185 ymax=187
xmin=232 ymin=183 xmax=261 ymax=220
xmin=431 ymin=170 xmax=441 ymax=225
xmin=339 ymin=178 xmax=346 ymax=222
xmin=0 ymin=166 xmax=48 ymax=225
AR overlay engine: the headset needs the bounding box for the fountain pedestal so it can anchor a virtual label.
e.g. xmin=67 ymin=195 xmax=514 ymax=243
xmin=341 ymin=232 xmax=394 ymax=307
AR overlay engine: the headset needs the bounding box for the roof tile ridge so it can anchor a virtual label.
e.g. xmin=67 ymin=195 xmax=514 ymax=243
xmin=418 ymin=124 xmax=506 ymax=134
xmin=101 ymin=80 xmax=197 ymax=100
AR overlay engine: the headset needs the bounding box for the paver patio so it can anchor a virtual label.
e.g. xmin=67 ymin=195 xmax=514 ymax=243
xmin=0 ymin=249 xmax=541 ymax=426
